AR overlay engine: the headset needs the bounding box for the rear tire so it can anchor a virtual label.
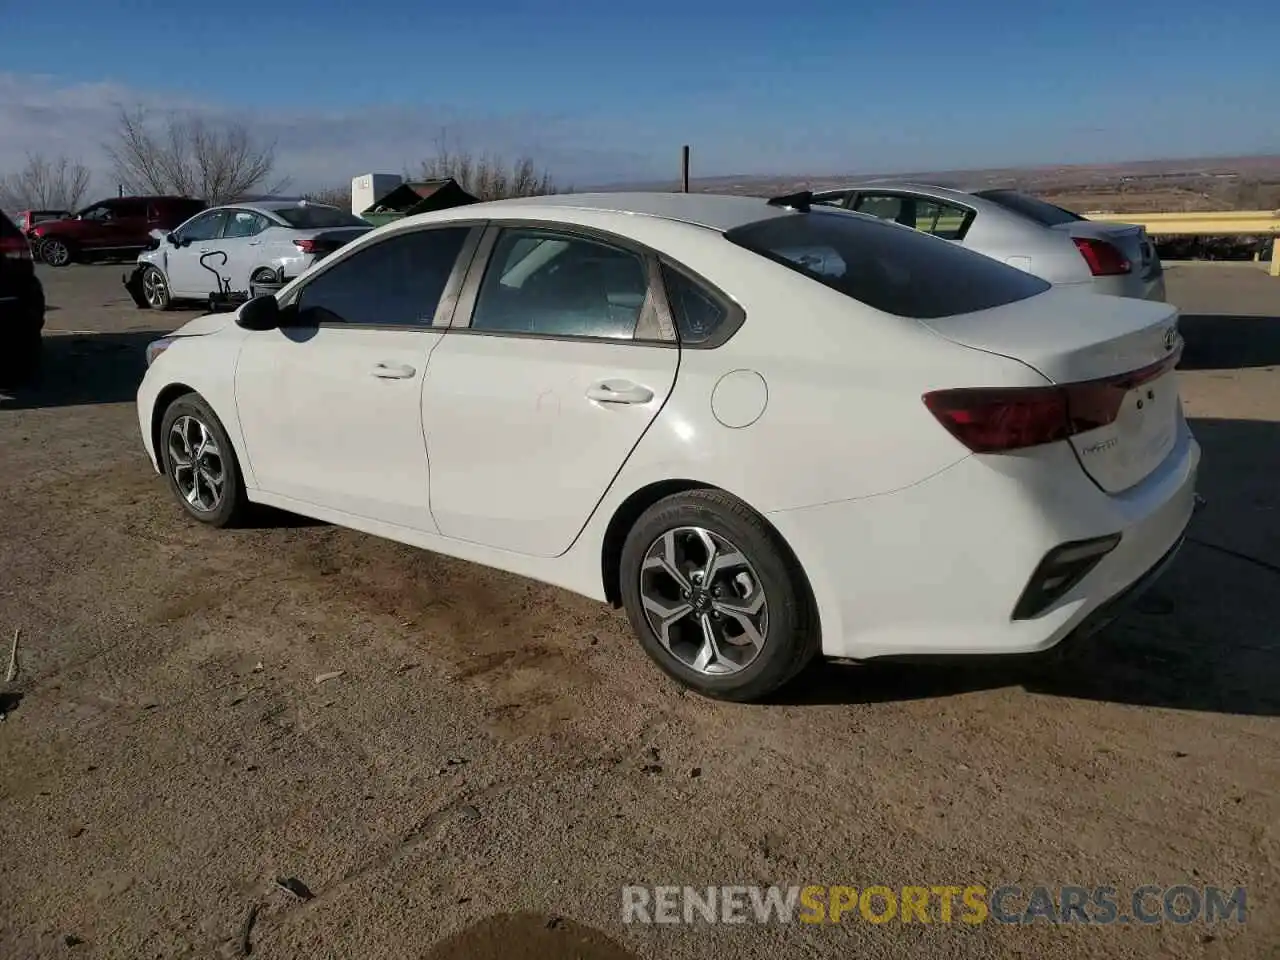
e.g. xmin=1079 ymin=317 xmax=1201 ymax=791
xmin=619 ymin=489 xmax=819 ymax=702
xmin=41 ymin=238 xmax=74 ymax=267
xmin=158 ymin=394 xmax=248 ymax=528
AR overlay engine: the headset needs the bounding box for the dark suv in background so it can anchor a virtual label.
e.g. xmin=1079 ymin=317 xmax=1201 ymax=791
xmin=0 ymin=209 xmax=45 ymax=383
xmin=32 ymin=196 xmax=207 ymax=267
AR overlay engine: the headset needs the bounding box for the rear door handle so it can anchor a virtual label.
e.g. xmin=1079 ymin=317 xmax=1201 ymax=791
xmin=585 ymin=380 xmax=654 ymax=404
xmin=371 ymin=362 xmax=416 ymax=379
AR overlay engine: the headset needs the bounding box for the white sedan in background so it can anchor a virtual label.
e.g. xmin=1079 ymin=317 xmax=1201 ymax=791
xmin=135 ymin=199 xmax=372 ymax=309
xmin=136 ymin=191 xmax=1199 ymax=701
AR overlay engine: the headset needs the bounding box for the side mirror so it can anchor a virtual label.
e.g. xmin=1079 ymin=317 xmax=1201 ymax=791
xmin=236 ymin=295 xmax=280 ymax=331
xmin=167 ymin=233 xmax=181 ymax=247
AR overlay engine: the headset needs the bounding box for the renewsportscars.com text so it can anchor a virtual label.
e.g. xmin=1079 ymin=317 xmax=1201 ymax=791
xmin=621 ymin=884 xmax=1247 ymax=926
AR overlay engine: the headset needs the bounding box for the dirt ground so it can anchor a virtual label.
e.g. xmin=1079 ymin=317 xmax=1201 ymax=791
xmin=1 ymin=262 xmax=1277 ymax=959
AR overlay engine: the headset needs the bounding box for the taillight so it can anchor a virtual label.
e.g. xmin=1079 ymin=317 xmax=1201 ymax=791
xmin=1072 ymin=237 xmax=1130 ymax=276
xmin=0 ymin=236 xmax=32 ymax=261
xmin=923 ymin=350 xmax=1180 ymax=453
xmin=293 ymin=238 xmax=317 ymax=253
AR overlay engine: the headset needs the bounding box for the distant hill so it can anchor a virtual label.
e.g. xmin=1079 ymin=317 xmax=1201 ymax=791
xmin=596 ymin=154 xmax=1280 ymax=213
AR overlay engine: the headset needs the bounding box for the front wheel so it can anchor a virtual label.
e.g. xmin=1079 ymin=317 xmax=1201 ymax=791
xmin=619 ymin=489 xmax=819 ymax=702
xmin=142 ymin=266 xmax=172 ymax=310
xmin=158 ymin=394 xmax=248 ymax=528
xmin=41 ymin=238 xmax=74 ymax=267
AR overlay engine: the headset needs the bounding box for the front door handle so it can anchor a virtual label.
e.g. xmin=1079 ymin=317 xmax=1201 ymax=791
xmin=585 ymin=380 xmax=654 ymax=404
xmin=371 ymin=362 xmax=416 ymax=379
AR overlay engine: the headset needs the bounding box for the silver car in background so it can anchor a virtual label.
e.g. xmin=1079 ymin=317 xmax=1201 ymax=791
xmin=135 ymin=200 xmax=372 ymax=310
xmin=812 ymin=182 xmax=1165 ymax=300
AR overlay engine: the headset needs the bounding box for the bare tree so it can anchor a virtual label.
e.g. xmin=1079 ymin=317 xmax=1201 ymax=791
xmin=415 ymin=135 xmax=558 ymax=201
xmin=105 ymin=107 xmax=288 ymax=204
xmin=0 ymin=153 xmax=91 ymax=211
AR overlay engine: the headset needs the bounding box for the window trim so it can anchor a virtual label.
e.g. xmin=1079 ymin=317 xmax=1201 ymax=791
xmin=276 ymin=222 xmax=485 ymax=332
xmin=448 ymin=221 xmax=678 ymax=348
xmin=847 ymin=190 xmax=977 ymax=241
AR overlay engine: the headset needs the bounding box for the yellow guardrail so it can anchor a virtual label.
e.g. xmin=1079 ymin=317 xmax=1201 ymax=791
xmin=1083 ymin=210 xmax=1280 ymax=276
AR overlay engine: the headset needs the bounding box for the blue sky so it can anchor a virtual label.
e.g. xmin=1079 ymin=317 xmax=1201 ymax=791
xmin=3 ymin=0 xmax=1278 ymax=190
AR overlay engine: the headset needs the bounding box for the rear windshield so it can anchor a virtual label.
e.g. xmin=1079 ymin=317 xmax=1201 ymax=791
xmin=724 ymin=209 xmax=1050 ymax=319
xmin=972 ymin=189 xmax=1085 ymax=226
xmin=273 ymin=205 xmax=370 ymax=229
xmin=0 ymin=211 xmax=20 ymax=237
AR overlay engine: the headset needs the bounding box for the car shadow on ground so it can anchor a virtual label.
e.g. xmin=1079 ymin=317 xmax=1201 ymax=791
xmin=0 ymin=328 xmax=173 ymax=408
xmin=1177 ymin=313 xmax=1280 ymax=370
xmin=780 ymin=416 xmax=1280 ymax=717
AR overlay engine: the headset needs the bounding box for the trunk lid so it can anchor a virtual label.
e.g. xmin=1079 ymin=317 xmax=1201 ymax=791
xmin=1055 ymin=220 xmax=1162 ymax=281
xmin=301 ymin=227 xmax=371 ymax=262
xmin=921 ymin=288 xmax=1184 ymax=493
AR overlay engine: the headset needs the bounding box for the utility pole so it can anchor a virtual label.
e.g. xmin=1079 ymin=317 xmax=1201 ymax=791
xmin=680 ymin=145 xmax=690 ymax=193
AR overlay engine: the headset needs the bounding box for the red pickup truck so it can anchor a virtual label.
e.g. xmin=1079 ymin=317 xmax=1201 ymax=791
xmin=32 ymin=196 xmax=206 ymax=267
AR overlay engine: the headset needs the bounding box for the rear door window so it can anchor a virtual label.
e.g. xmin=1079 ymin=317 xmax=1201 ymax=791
xmin=724 ymin=209 xmax=1050 ymax=319
xmin=469 ymin=229 xmax=650 ymax=340
xmin=852 ymin=193 xmax=973 ymax=240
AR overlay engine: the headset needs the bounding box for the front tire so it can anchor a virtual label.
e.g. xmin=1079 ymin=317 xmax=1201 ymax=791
xmin=619 ymin=489 xmax=819 ymax=702
xmin=41 ymin=238 xmax=74 ymax=267
xmin=159 ymin=394 xmax=247 ymax=528
xmin=142 ymin=266 xmax=172 ymax=310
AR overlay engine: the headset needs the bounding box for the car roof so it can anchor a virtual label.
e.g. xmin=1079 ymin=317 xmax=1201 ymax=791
xmin=407 ymin=192 xmax=796 ymax=233
xmin=105 ymin=196 xmax=201 ymax=204
xmin=218 ymin=199 xmax=349 ymax=215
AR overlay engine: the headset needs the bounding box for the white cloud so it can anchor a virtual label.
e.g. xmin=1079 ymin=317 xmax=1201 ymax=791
xmin=0 ymin=72 xmax=666 ymax=198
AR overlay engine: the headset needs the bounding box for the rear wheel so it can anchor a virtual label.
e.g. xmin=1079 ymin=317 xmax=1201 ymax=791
xmin=158 ymin=394 xmax=247 ymax=528
xmin=619 ymin=489 xmax=819 ymax=701
xmin=250 ymin=267 xmax=278 ymax=286
xmin=41 ymin=238 xmax=74 ymax=267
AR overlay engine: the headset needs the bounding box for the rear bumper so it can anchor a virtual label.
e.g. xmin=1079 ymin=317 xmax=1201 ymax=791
xmin=1069 ymin=530 xmax=1186 ymax=641
xmin=767 ymin=418 xmax=1200 ymax=660
xmin=1090 ymin=272 xmax=1166 ymax=302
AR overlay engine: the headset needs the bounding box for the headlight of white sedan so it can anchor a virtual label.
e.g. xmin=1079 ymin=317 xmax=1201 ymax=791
xmin=145 ymin=337 xmax=175 ymax=367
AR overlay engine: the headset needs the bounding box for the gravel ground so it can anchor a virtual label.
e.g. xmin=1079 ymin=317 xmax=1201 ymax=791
xmin=0 ymin=262 xmax=1277 ymax=959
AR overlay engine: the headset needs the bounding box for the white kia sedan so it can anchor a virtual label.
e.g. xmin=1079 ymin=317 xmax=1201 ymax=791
xmin=136 ymin=191 xmax=1200 ymax=701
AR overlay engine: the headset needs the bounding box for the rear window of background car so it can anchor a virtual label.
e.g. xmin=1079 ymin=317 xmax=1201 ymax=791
xmin=972 ymin=190 xmax=1085 ymax=227
xmin=275 ymin=206 xmax=371 ymax=229
xmin=724 ymin=209 xmax=1050 ymax=319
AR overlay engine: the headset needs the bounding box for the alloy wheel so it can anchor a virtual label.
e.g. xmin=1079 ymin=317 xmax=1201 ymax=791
xmin=639 ymin=526 xmax=769 ymax=676
xmin=167 ymin=415 xmax=225 ymax=513
xmin=143 ymin=269 xmax=168 ymax=308
xmin=43 ymin=240 xmax=69 ymax=266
